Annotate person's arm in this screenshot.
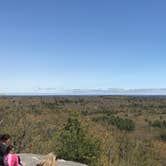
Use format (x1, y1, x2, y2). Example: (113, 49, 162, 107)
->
(7, 154, 12, 166)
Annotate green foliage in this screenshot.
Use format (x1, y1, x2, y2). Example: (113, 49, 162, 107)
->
(93, 116, 135, 131)
(151, 120, 166, 128)
(55, 116, 101, 166)
(160, 131, 166, 141)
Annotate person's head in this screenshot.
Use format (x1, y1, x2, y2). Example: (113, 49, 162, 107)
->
(5, 145, 14, 155)
(36, 153, 56, 166)
(0, 134, 11, 145)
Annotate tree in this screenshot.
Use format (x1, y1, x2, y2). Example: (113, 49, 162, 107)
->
(56, 116, 101, 166)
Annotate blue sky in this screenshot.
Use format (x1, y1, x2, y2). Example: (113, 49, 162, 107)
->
(0, 0, 166, 93)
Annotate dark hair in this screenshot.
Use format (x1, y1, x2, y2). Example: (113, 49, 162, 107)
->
(5, 145, 14, 155)
(0, 134, 11, 142)
(18, 156, 23, 166)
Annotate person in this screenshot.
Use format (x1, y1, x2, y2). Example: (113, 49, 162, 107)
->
(3, 145, 20, 166)
(36, 153, 56, 166)
(0, 134, 11, 166)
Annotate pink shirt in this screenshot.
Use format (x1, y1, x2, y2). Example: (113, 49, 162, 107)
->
(3, 154, 19, 166)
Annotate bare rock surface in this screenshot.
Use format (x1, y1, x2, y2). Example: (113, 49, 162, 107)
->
(18, 154, 87, 166)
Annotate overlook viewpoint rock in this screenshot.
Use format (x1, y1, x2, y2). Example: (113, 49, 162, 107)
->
(19, 154, 87, 166)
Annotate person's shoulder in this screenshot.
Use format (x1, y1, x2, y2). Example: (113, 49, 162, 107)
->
(0, 143, 7, 148)
(0, 143, 4, 148)
(5, 153, 12, 159)
(0, 143, 7, 153)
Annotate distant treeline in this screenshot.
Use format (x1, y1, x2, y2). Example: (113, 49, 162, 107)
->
(92, 116, 135, 131)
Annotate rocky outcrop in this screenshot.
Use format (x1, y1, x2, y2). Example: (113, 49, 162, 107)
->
(19, 154, 87, 166)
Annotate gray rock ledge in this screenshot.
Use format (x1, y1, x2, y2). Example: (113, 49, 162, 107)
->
(18, 153, 87, 166)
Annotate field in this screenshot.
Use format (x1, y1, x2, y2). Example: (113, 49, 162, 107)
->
(0, 96, 166, 165)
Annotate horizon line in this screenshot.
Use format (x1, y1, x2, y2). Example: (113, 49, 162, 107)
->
(1, 88, 166, 96)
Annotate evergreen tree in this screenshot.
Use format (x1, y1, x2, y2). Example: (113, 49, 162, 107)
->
(56, 116, 101, 166)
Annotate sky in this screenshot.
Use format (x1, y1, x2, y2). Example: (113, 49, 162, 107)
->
(0, 0, 166, 93)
